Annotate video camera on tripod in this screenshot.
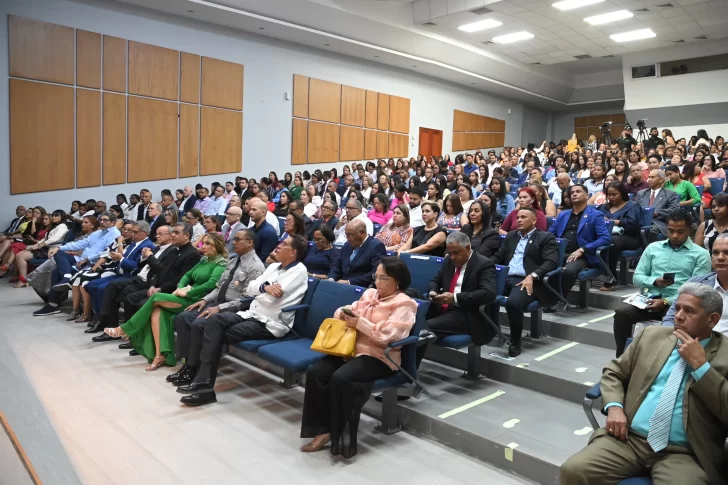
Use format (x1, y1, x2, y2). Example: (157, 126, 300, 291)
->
(601, 121, 613, 145)
(635, 119, 648, 143)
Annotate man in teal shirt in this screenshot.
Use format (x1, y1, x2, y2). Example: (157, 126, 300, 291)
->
(613, 208, 710, 356)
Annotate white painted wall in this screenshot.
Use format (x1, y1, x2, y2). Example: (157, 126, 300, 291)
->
(662, 124, 728, 142)
(0, 0, 528, 225)
(521, 106, 549, 146)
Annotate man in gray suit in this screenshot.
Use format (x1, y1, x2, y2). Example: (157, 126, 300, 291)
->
(634, 170, 680, 241)
(220, 206, 245, 254)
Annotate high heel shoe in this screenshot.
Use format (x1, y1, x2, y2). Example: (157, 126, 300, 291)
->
(67, 309, 82, 321)
(13, 275, 29, 288)
(300, 434, 331, 453)
(145, 356, 166, 372)
(104, 327, 127, 339)
(75, 312, 94, 323)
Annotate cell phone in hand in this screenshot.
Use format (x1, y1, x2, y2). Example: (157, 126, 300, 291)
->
(428, 291, 437, 300)
(663, 273, 675, 283)
(341, 307, 355, 317)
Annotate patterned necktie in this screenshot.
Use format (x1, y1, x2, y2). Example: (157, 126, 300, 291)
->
(649, 190, 656, 206)
(216, 257, 241, 304)
(647, 353, 687, 452)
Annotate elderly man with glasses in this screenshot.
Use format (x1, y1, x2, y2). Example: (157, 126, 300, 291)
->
(221, 206, 245, 253)
(333, 199, 373, 245)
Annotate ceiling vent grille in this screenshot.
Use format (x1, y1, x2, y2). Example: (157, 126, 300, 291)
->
(421, 21, 436, 26)
(602, 54, 615, 58)
(531, 62, 541, 65)
(656, 3, 674, 6)
(574, 54, 592, 59)
(470, 7, 493, 15)
(635, 8, 649, 12)
(482, 40, 495, 44)
(694, 35, 707, 40)
(671, 39, 686, 43)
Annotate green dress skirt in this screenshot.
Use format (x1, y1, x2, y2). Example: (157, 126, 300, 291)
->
(120, 293, 194, 365)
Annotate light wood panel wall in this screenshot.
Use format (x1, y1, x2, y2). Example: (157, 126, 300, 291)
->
(574, 113, 625, 143)
(452, 109, 506, 151)
(76, 90, 101, 188)
(9, 80, 74, 194)
(200, 107, 243, 175)
(7, 15, 245, 192)
(76, 30, 101, 89)
(291, 74, 411, 164)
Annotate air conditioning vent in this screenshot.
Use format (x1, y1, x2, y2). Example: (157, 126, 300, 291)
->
(470, 7, 493, 15)
(482, 40, 495, 45)
(694, 35, 708, 40)
(635, 8, 649, 12)
(671, 39, 686, 43)
(421, 21, 436, 26)
(574, 54, 592, 59)
(530, 62, 541, 65)
(656, 3, 674, 7)
(602, 55, 615, 58)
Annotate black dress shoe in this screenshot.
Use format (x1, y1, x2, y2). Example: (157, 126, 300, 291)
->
(177, 379, 214, 395)
(180, 392, 217, 407)
(119, 342, 133, 350)
(87, 322, 95, 328)
(167, 365, 195, 383)
(172, 366, 198, 386)
(91, 334, 120, 343)
(129, 350, 139, 356)
(508, 340, 522, 358)
(84, 322, 105, 334)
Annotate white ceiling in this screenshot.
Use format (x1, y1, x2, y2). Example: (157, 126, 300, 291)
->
(412, 0, 728, 70)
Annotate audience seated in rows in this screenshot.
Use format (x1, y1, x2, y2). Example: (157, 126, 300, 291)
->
(634, 170, 681, 241)
(328, 220, 386, 288)
(499, 187, 547, 234)
(304, 225, 337, 279)
(398, 201, 447, 257)
(460, 200, 500, 258)
(334, 200, 373, 245)
(375, 204, 413, 252)
(246, 199, 278, 262)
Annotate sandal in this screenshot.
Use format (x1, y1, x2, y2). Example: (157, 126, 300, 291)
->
(0, 265, 8, 278)
(67, 309, 82, 321)
(13, 281, 29, 288)
(104, 327, 127, 339)
(300, 434, 331, 453)
(75, 313, 94, 323)
(145, 356, 166, 372)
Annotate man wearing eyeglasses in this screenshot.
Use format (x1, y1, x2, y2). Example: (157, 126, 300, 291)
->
(333, 200, 373, 245)
(170, 228, 265, 386)
(221, 206, 245, 253)
(309, 200, 339, 238)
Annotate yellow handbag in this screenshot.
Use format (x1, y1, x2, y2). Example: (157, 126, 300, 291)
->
(310, 318, 357, 358)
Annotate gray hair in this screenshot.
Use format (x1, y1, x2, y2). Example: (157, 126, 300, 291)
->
(134, 220, 151, 234)
(446, 231, 471, 248)
(678, 282, 723, 316)
(100, 211, 116, 223)
(715, 233, 728, 244)
(346, 199, 363, 210)
(149, 202, 162, 212)
(652, 170, 666, 181)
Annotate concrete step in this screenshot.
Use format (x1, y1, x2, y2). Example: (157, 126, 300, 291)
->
(364, 362, 605, 485)
(566, 284, 639, 311)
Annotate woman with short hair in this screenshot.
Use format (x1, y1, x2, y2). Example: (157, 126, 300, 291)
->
(375, 204, 413, 252)
(304, 225, 336, 278)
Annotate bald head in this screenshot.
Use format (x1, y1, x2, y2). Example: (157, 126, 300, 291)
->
(248, 199, 268, 224)
(556, 173, 571, 189)
(345, 219, 368, 248)
(225, 205, 242, 223)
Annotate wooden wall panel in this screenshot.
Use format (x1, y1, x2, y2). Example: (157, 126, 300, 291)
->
(452, 132, 466, 152)
(9, 16, 74, 85)
(308, 121, 340, 164)
(483, 117, 497, 132)
(180, 53, 201, 104)
(475, 133, 487, 150)
(103, 36, 127, 93)
(76, 90, 101, 188)
(389, 96, 410, 134)
(376, 130, 389, 159)
(474, 115, 485, 133)
(340, 126, 365, 161)
(377, 94, 390, 131)
(588, 115, 610, 127)
(364, 129, 377, 160)
(201, 57, 244, 111)
(496, 119, 506, 132)
(341, 85, 366, 127)
(179, 104, 199, 178)
(293, 75, 309, 119)
(292, 118, 308, 165)
(200, 107, 243, 175)
(365, 91, 378, 129)
(9, 80, 74, 194)
(127, 97, 178, 183)
(464, 113, 477, 133)
(388, 133, 408, 158)
(574, 116, 588, 128)
(453, 110, 466, 132)
(483, 133, 494, 149)
(129, 41, 179, 101)
(611, 113, 626, 124)
(494, 133, 505, 146)
(308, 78, 341, 124)
(574, 127, 588, 142)
(76, 30, 101, 89)
(103, 93, 127, 185)
(610, 125, 623, 140)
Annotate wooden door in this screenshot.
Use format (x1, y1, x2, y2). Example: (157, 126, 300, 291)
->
(431, 129, 443, 157)
(418, 127, 443, 158)
(418, 128, 432, 158)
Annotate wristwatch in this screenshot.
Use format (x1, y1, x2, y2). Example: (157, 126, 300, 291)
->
(530, 272, 539, 280)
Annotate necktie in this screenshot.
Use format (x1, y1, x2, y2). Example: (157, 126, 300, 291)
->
(442, 266, 462, 311)
(349, 248, 358, 263)
(649, 190, 656, 206)
(224, 224, 233, 242)
(216, 257, 241, 303)
(647, 354, 687, 452)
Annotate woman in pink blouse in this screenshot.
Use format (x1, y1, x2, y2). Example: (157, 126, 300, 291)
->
(300, 257, 417, 458)
(367, 193, 393, 225)
(375, 204, 413, 251)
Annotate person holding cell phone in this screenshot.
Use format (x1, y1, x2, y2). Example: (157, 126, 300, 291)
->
(612, 208, 711, 356)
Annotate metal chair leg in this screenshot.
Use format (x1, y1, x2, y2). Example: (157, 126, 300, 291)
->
(375, 388, 401, 435)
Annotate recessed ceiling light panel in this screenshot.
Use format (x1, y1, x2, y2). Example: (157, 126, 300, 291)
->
(610, 28, 656, 42)
(553, 0, 605, 11)
(492, 31, 534, 44)
(457, 19, 503, 33)
(584, 10, 633, 25)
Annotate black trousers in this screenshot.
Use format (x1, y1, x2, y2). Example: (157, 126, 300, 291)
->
(124, 289, 150, 317)
(301, 355, 393, 458)
(561, 258, 590, 299)
(613, 302, 667, 357)
(606, 235, 641, 284)
(504, 276, 537, 341)
(174, 305, 215, 362)
(98, 276, 148, 328)
(192, 313, 275, 385)
(416, 306, 469, 367)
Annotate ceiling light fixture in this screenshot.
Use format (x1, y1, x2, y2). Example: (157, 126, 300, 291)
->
(492, 31, 534, 44)
(584, 10, 633, 25)
(457, 19, 503, 33)
(610, 28, 656, 42)
(552, 0, 605, 11)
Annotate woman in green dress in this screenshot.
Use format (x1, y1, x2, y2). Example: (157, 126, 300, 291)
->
(289, 174, 305, 200)
(104, 233, 228, 371)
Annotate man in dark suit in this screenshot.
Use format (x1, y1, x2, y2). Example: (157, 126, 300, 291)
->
(549, 184, 611, 302)
(308, 200, 339, 240)
(491, 207, 559, 356)
(179, 186, 197, 218)
(136, 189, 152, 221)
(560, 283, 728, 485)
(2, 205, 26, 237)
(336, 174, 355, 208)
(634, 169, 680, 240)
(146, 203, 164, 242)
(327, 219, 385, 287)
(424, 231, 497, 355)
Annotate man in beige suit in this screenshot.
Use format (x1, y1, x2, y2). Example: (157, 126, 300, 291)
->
(561, 283, 728, 485)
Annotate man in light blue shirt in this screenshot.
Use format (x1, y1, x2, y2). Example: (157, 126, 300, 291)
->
(33, 211, 121, 316)
(560, 283, 728, 485)
(209, 186, 228, 218)
(194, 188, 213, 216)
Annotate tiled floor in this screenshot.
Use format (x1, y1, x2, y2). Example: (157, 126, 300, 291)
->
(0, 287, 535, 485)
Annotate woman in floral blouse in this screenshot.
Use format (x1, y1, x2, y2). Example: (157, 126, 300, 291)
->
(375, 204, 413, 252)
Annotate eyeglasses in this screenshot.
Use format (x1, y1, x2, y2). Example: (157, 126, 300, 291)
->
(371, 273, 392, 282)
(232, 237, 251, 242)
(99, 218, 110, 222)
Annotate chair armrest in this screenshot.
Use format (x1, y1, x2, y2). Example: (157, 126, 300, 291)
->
(388, 335, 419, 348)
(585, 382, 602, 400)
(583, 382, 602, 430)
(281, 304, 309, 313)
(545, 268, 562, 278)
(239, 297, 254, 304)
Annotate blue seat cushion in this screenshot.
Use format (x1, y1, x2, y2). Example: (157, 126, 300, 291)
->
(29, 259, 46, 266)
(372, 373, 407, 393)
(618, 478, 652, 485)
(436, 334, 473, 349)
(232, 335, 293, 353)
(621, 249, 643, 258)
(257, 339, 325, 372)
(577, 268, 602, 280)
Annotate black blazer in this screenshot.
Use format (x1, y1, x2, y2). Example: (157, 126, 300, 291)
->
(328, 236, 386, 287)
(308, 216, 339, 240)
(148, 215, 164, 243)
(181, 195, 197, 214)
(145, 243, 201, 293)
(491, 229, 560, 306)
(136, 204, 150, 222)
(428, 253, 496, 346)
